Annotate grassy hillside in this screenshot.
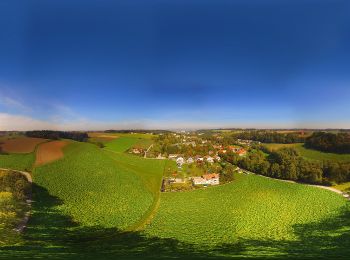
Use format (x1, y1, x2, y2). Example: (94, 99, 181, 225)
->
(264, 143, 350, 162)
(145, 173, 350, 256)
(33, 142, 159, 229)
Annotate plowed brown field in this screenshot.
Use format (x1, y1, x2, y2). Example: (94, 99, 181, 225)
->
(0, 137, 47, 153)
(35, 140, 69, 166)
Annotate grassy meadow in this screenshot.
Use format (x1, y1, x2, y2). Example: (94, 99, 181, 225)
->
(264, 143, 350, 162)
(33, 141, 159, 229)
(0, 153, 35, 171)
(145, 173, 350, 256)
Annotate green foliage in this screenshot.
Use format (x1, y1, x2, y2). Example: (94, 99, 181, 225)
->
(305, 131, 350, 153)
(0, 170, 30, 244)
(146, 173, 349, 250)
(264, 143, 350, 162)
(33, 142, 162, 229)
(233, 130, 305, 143)
(0, 153, 35, 171)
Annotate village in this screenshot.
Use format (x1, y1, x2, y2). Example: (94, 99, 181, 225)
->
(127, 132, 250, 192)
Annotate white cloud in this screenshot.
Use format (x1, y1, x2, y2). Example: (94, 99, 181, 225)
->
(0, 113, 55, 131)
(0, 96, 32, 113)
(0, 112, 349, 131)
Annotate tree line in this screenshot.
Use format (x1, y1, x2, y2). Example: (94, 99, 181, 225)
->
(26, 130, 88, 142)
(305, 132, 350, 154)
(232, 130, 305, 143)
(221, 148, 350, 185)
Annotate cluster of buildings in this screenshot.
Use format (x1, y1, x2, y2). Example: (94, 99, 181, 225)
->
(192, 173, 220, 186)
(168, 154, 221, 167)
(165, 173, 220, 187)
(213, 145, 247, 156)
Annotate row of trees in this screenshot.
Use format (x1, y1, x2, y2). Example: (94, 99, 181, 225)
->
(26, 130, 88, 142)
(233, 131, 305, 143)
(305, 132, 350, 154)
(221, 148, 350, 185)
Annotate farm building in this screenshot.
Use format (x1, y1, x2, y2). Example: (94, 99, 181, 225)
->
(192, 173, 219, 186)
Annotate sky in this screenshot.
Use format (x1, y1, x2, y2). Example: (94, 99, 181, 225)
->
(0, 0, 350, 130)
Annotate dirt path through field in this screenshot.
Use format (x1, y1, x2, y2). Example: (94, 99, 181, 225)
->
(35, 140, 69, 166)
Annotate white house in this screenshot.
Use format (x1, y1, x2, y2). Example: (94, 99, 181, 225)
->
(206, 156, 214, 164)
(192, 173, 219, 186)
(195, 156, 204, 162)
(176, 157, 184, 167)
(168, 154, 179, 160)
(187, 157, 194, 164)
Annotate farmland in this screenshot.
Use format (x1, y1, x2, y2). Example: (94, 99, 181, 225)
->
(145, 173, 350, 256)
(35, 140, 69, 166)
(263, 143, 350, 162)
(0, 153, 35, 171)
(0, 137, 47, 154)
(33, 141, 159, 228)
(0, 134, 349, 259)
(104, 137, 142, 153)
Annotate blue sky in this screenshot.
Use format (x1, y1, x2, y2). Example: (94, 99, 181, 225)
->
(0, 0, 350, 130)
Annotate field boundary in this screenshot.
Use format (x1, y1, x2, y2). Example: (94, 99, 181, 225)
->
(0, 168, 32, 232)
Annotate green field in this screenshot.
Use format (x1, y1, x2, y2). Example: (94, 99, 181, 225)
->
(32, 141, 162, 229)
(264, 143, 350, 162)
(0, 153, 35, 171)
(104, 137, 141, 153)
(145, 173, 350, 257)
(1, 136, 350, 259)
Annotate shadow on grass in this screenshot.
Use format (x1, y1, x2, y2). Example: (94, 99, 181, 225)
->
(0, 183, 350, 259)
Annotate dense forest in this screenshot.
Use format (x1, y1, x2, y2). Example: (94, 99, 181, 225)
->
(26, 130, 88, 142)
(221, 148, 350, 185)
(233, 131, 305, 143)
(305, 132, 350, 154)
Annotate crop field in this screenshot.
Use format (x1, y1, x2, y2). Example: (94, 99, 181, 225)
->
(263, 143, 350, 162)
(132, 138, 154, 150)
(33, 141, 157, 229)
(35, 140, 69, 166)
(145, 173, 350, 256)
(0, 153, 35, 171)
(0, 137, 47, 153)
(104, 137, 141, 153)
